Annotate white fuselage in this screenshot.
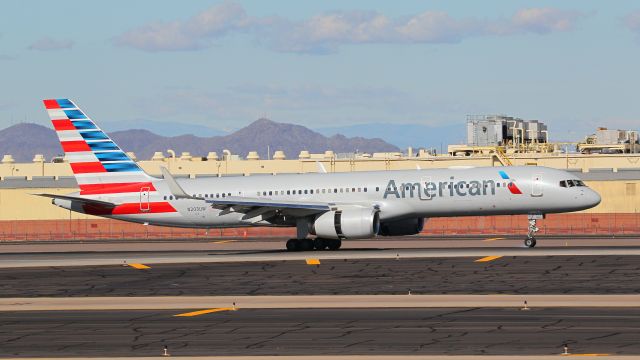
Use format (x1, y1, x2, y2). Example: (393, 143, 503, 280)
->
(56, 166, 601, 229)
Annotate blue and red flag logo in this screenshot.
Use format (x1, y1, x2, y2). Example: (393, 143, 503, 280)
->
(499, 170, 522, 194)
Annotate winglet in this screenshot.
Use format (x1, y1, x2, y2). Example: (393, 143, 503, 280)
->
(316, 161, 327, 173)
(160, 167, 198, 199)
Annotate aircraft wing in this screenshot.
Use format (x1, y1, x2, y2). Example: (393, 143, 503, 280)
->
(205, 197, 332, 218)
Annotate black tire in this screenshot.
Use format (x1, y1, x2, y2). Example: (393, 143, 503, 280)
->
(301, 238, 314, 251)
(286, 239, 298, 252)
(327, 239, 342, 250)
(313, 238, 326, 250)
(524, 237, 536, 248)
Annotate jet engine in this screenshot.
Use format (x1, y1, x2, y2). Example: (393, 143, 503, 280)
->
(379, 217, 425, 236)
(311, 207, 380, 239)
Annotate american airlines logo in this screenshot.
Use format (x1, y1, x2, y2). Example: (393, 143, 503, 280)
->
(383, 171, 522, 199)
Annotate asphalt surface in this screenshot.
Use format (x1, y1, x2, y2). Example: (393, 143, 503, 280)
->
(1, 307, 637, 357)
(2, 255, 640, 297)
(4, 246, 640, 268)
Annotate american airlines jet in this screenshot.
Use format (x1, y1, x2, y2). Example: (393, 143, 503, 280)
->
(38, 99, 601, 250)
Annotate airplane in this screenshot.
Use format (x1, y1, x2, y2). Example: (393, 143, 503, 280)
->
(37, 99, 601, 251)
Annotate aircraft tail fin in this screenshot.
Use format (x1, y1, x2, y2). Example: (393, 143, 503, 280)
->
(43, 99, 155, 195)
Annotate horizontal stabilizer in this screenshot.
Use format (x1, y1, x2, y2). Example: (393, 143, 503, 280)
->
(33, 193, 117, 207)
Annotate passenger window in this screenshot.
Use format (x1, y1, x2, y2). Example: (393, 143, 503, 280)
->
(376, 187, 379, 192)
(352, 188, 356, 192)
(334, 188, 338, 193)
(364, 187, 367, 192)
(269, 191, 272, 196)
(287, 190, 290, 195)
(310, 189, 314, 194)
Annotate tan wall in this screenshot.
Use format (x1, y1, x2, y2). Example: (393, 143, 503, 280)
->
(4, 153, 640, 179)
(1, 152, 639, 221)
(0, 188, 91, 221)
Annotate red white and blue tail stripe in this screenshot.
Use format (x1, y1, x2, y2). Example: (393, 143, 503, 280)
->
(44, 99, 155, 195)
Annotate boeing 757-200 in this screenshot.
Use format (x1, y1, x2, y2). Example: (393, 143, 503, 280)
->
(37, 99, 601, 250)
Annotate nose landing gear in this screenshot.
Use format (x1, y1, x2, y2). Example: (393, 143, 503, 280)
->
(525, 217, 540, 248)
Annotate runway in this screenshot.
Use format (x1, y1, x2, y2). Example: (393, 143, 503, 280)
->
(2, 255, 640, 297)
(1, 307, 638, 357)
(2, 235, 639, 254)
(2, 243, 640, 357)
(3, 245, 640, 268)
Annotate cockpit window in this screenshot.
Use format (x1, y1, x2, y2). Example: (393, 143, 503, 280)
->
(560, 179, 587, 188)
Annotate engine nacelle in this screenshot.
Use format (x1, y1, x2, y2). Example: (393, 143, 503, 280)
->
(311, 207, 380, 239)
(379, 217, 425, 236)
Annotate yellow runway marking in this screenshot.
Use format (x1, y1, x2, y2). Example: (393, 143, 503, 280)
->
(306, 258, 321, 265)
(174, 307, 236, 317)
(475, 255, 503, 263)
(212, 240, 237, 244)
(128, 263, 150, 270)
(483, 237, 506, 242)
(562, 354, 610, 357)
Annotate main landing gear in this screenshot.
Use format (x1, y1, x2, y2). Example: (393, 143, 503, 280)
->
(286, 238, 342, 252)
(525, 218, 539, 248)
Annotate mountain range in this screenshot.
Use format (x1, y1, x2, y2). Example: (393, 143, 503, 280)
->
(0, 119, 400, 162)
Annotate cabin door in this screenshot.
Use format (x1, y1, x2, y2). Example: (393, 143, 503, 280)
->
(531, 174, 543, 197)
(140, 187, 151, 212)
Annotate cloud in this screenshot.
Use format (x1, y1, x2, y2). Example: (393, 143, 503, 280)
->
(28, 37, 74, 51)
(114, 1, 250, 51)
(624, 10, 640, 33)
(509, 8, 582, 34)
(116, 3, 584, 54)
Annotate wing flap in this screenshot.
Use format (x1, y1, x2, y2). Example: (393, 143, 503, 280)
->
(206, 197, 331, 217)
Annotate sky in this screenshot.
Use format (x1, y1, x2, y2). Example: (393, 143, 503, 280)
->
(1, 0, 639, 141)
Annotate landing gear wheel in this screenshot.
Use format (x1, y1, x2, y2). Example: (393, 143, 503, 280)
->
(327, 239, 342, 251)
(300, 238, 314, 251)
(524, 237, 537, 248)
(313, 238, 326, 250)
(286, 239, 299, 252)
(525, 217, 540, 249)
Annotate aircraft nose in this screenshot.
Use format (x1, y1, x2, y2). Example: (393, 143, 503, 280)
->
(582, 189, 601, 209)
